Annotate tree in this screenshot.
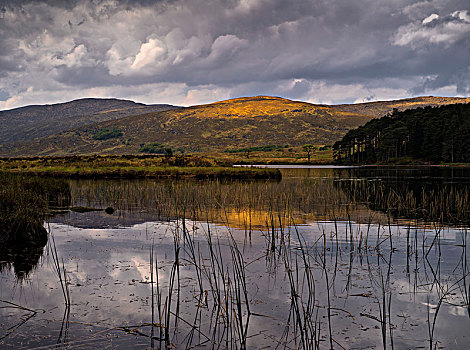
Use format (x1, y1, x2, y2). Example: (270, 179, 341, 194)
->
(164, 148, 173, 157)
(139, 142, 166, 154)
(303, 144, 316, 162)
(244, 149, 251, 159)
(334, 103, 470, 164)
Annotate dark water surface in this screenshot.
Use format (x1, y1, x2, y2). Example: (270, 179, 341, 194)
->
(1, 166, 470, 349)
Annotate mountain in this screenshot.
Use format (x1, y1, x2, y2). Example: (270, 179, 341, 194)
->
(335, 96, 470, 117)
(0, 98, 178, 144)
(1, 96, 469, 156)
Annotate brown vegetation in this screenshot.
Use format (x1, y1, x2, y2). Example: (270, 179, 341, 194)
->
(1, 95, 468, 157)
(0, 155, 281, 179)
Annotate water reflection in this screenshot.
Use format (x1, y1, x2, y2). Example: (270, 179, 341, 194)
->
(52, 166, 470, 230)
(1, 167, 470, 349)
(334, 166, 470, 225)
(0, 175, 70, 280)
(0, 244, 47, 281)
(2, 220, 468, 349)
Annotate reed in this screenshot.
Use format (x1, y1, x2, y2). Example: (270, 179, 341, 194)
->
(4, 166, 470, 349)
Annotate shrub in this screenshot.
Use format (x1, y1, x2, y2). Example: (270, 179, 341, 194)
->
(0, 175, 70, 245)
(93, 128, 123, 140)
(189, 156, 213, 167)
(164, 154, 189, 166)
(138, 142, 169, 154)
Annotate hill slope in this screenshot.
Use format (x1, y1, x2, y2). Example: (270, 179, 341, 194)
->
(0, 98, 178, 144)
(1, 96, 469, 156)
(335, 96, 470, 117)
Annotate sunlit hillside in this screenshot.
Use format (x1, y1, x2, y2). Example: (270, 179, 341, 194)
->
(195, 96, 330, 117)
(1, 95, 469, 156)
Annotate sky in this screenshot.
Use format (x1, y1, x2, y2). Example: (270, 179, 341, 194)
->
(0, 0, 469, 110)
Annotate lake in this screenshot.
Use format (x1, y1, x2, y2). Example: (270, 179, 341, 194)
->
(1, 166, 470, 349)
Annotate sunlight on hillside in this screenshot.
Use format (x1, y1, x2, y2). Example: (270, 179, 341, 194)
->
(195, 96, 329, 118)
(2, 95, 469, 156)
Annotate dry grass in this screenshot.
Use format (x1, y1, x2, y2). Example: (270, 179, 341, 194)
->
(2, 96, 469, 157)
(0, 155, 281, 179)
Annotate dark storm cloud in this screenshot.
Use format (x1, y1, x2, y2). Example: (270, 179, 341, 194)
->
(0, 0, 469, 109)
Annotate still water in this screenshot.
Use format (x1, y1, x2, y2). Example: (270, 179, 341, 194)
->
(1, 166, 470, 349)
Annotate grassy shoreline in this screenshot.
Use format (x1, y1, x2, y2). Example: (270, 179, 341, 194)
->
(0, 155, 282, 179)
(0, 166, 282, 179)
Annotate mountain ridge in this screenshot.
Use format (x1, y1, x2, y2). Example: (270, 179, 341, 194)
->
(1, 95, 469, 156)
(1, 97, 145, 112)
(335, 96, 470, 117)
(0, 98, 179, 144)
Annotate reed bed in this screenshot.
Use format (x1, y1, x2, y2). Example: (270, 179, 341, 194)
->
(67, 173, 470, 228)
(136, 210, 470, 348)
(0, 174, 70, 280)
(2, 169, 470, 349)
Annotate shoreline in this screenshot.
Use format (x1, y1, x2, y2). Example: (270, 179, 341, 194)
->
(0, 161, 282, 180)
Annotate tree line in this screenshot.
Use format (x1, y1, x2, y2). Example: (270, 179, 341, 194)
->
(333, 103, 470, 163)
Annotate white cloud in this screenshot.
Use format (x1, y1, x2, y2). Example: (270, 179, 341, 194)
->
(0, 95, 25, 110)
(422, 13, 439, 24)
(131, 38, 166, 70)
(183, 87, 232, 106)
(51, 44, 93, 68)
(452, 10, 470, 22)
(301, 81, 412, 105)
(393, 10, 470, 48)
(106, 45, 134, 76)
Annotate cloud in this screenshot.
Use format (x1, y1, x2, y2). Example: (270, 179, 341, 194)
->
(422, 13, 439, 24)
(0, 0, 468, 110)
(51, 44, 94, 68)
(131, 38, 166, 70)
(393, 10, 470, 48)
(206, 35, 248, 64)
